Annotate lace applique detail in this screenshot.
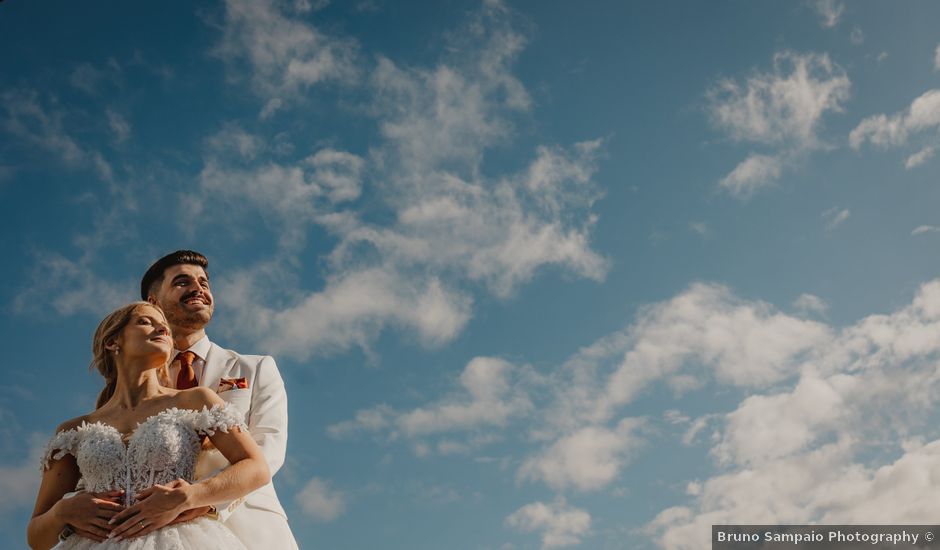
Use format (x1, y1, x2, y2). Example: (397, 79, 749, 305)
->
(191, 403, 246, 436)
(41, 428, 80, 471)
(38, 404, 247, 503)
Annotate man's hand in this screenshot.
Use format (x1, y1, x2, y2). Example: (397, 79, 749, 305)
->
(53, 490, 124, 542)
(109, 479, 190, 540)
(165, 478, 213, 525)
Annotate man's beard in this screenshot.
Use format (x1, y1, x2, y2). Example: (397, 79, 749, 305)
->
(162, 301, 213, 331)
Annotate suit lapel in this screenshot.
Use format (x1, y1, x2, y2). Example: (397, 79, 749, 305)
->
(202, 341, 234, 391)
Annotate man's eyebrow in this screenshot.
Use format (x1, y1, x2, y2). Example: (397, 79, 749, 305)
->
(171, 274, 194, 283)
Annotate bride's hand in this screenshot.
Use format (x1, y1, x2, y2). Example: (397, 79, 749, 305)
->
(108, 479, 191, 540)
(53, 490, 125, 542)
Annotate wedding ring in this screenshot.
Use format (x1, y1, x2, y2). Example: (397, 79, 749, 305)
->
(138, 521, 145, 527)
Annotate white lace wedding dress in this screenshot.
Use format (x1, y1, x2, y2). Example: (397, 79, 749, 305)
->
(42, 405, 248, 549)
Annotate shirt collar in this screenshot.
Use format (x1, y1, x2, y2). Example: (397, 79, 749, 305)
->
(174, 334, 211, 361)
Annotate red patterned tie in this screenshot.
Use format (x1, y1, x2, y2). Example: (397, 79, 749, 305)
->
(175, 351, 198, 390)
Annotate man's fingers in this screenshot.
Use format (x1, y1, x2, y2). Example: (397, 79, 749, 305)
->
(92, 498, 124, 511)
(109, 506, 140, 525)
(96, 508, 120, 520)
(170, 508, 200, 525)
(112, 517, 149, 540)
(92, 489, 125, 504)
(89, 517, 114, 531)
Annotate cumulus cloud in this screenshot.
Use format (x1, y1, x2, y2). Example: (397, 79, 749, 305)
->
(213, 0, 359, 110)
(296, 477, 347, 522)
(505, 499, 591, 549)
(197, 1, 608, 359)
(850, 89, 940, 168)
(519, 419, 643, 492)
(707, 51, 850, 197)
(811, 0, 845, 28)
(793, 293, 828, 316)
(321, 274, 940, 548)
(553, 282, 831, 429)
(328, 357, 533, 453)
(648, 279, 940, 548)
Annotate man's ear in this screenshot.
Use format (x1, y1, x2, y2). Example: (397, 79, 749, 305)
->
(147, 295, 158, 306)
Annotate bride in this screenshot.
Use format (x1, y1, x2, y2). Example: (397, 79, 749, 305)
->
(28, 302, 269, 549)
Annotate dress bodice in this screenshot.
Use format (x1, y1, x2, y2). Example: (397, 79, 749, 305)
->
(42, 405, 244, 507)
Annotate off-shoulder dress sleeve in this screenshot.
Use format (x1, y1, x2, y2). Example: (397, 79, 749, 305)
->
(41, 428, 80, 471)
(190, 404, 247, 436)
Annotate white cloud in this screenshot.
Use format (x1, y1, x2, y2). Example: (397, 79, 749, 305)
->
(198, 1, 608, 359)
(812, 0, 845, 28)
(718, 154, 781, 197)
(707, 52, 850, 197)
(316, 274, 940, 547)
(904, 145, 935, 169)
(648, 279, 940, 547)
(221, 268, 472, 360)
(708, 52, 849, 147)
(213, 0, 359, 109)
(15, 250, 132, 318)
(650, 438, 940, 549)
(328, 357, 532, 452)
(296, 477, 346, 522)
(205, 122, 264, 160)
(793, 293, 828, 316)
(519, 418, 643, 492)
(505, 499, 591, 549)
(822, 206, 850, 229)
(558, 283, 830, 428)
(69, 63, 105, 95)
(688, 222, 708, 236)
(1, 89, 114, 181)
(106, 109, 131, 143)
(850, 89, 940, 152)
(850, 26, 864, 45)
(912, 225, 940, 236)
(0, 436, 44, 515)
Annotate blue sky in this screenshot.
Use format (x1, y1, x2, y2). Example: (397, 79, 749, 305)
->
(3, 0, 940, 548)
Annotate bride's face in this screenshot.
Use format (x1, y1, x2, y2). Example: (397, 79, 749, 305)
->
(113, 305, 173, 363)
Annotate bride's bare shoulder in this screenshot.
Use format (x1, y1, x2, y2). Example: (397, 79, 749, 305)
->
(176, 386, 225, 411)
(55, 414, 90, 433)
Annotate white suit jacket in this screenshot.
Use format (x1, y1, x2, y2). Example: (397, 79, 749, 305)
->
(194, 339, 289, 521)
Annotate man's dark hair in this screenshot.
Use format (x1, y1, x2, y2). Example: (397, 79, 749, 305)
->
(140, 250, 209, 300)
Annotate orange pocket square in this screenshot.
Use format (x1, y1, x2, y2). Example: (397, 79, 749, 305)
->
(217, 377, 249, 393)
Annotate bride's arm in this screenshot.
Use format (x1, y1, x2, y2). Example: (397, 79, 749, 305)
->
(109, 389, 270, 540)
(27, 453, 81, 550)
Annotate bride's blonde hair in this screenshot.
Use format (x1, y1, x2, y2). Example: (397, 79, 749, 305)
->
(91, 301, 172, 409)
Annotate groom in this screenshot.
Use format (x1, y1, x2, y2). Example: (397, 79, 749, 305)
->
(137, 249, 299, 548)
